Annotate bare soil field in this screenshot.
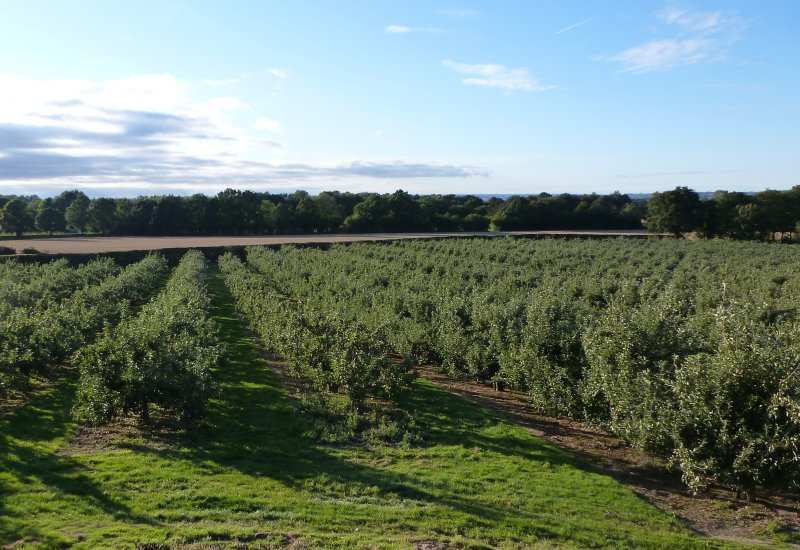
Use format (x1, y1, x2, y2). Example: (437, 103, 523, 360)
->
(2, 229, 654, 254)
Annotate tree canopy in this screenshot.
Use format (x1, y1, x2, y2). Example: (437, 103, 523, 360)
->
(4, 186, 800, 242)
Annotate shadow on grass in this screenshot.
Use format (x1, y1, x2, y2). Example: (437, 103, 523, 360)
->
(0, 372, 156, 546)
(118, 270, 597, 534)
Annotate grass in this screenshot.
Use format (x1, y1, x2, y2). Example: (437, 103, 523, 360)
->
(755, 520, 800, 545)
(0, 269, 731, 549)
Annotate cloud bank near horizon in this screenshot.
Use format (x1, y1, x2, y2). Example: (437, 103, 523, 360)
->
(0, 73, 488, 196)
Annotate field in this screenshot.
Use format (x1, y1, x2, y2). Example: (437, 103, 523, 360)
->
(1, 236, 798, 548)
(0, 230, 652, 255)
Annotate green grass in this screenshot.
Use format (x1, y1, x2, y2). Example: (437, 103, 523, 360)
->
(0, 270, 728, 549)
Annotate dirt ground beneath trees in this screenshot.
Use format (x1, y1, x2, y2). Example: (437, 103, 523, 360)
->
(417, 366, 800, 547)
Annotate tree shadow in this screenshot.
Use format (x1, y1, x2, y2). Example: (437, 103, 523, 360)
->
(401, 379, 589, 469)
(0, 372, 157, 546)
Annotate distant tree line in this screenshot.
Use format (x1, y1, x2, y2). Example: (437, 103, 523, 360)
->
(1, 186, 798, 240)
(645, 186, 800, 240)
(0, 189, 643, 237)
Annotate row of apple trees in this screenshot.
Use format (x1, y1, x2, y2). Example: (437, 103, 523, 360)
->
(219, 250, 415, 442)
(73, 250, 222, 424)
(234, 238, 800, 495)
(0, 254, 168, 399)
(220, 251, 414, 408)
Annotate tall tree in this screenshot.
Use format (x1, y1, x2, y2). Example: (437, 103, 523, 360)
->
(0, 199, 34, 236)
(87, 198, 118, 234)
(52, 190, 86, 214)
(151, 195, 186, 235)
(754, 189, 800, 240)
(313, 192, 345, 233)
(35, 199, 67, 235)
(701, 191, 751, 238)
(185, 194, 211, 235)
(342, 194, 390, 233)
(387, 189, 426, 231)
(645, 187, 702, 236)
(65, 194, 91, 232)
(490, 196, 533, 231)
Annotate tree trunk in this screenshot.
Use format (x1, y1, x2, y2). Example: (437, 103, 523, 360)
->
(141, 402, 150, 424)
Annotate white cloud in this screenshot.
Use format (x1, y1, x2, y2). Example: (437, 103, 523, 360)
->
(253, 117, 282, 133)
(385, 25, 451, 34)
(0, 73, 276, 183)
(0, 74, 185, 123)
(0, 73, 487, 194)
(442, 60, 553, 94)
(601, 4, 747, 73)
(265, 68, 287, 79)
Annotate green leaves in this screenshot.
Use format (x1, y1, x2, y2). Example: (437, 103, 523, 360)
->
(221, 237, 800, 493)
(219, 251, 414, 411)
(73, 251, 221, 425)
(0, 254, 167, 399)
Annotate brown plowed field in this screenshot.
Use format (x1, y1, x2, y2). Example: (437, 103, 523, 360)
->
(2, 229, 655, 254)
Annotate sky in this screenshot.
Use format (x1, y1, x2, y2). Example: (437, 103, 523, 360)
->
(0, 0, 797, 198)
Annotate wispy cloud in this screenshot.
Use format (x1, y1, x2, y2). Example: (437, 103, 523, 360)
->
(600, 4, 748, 73)
(658, 6, 742, 35)
(602, 38, 715, 73)
(202, 77, 243, 87)
(439, 8, 480, 19)
(555, 19, 591, 35)
(443, 60, 553, 94)
(253, 117, 282, 133)
(327, 161, 487, 179)
(265, 68, 287, 79)
(385, 25, 451, 34)
(0, 154, 487, 189)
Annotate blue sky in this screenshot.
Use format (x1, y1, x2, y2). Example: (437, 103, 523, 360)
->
(0, 0, 797, 197)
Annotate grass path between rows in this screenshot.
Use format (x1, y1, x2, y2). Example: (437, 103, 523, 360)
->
(0, 269, 731, 549)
